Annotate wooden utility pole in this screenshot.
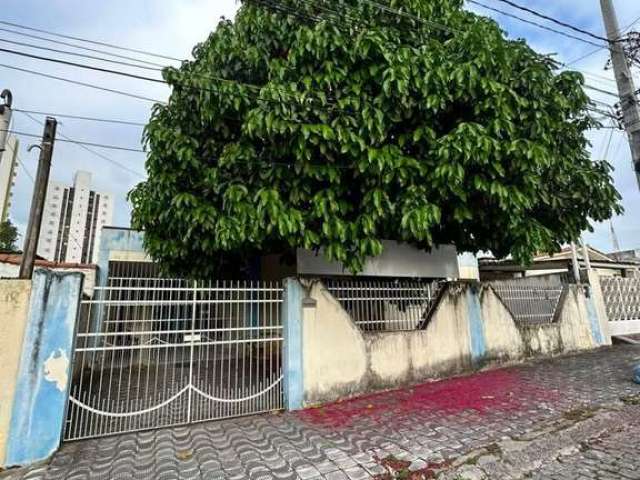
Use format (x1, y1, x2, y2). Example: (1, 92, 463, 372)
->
(600, 0, 640, 189)
(0, 89, 12, 158)
(19, 117, 57, 279)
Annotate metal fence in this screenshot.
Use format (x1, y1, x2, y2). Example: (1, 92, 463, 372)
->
(65, 278, 283, 441)
(324, 278, 443, 331)
(490, 278, 566, 326)
(600, 276, 640, 325)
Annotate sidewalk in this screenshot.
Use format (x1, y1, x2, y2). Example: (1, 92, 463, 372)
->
(2, 345, 639, 480)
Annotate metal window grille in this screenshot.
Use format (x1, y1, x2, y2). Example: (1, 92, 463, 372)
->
(324, 278, 443, 332)
(65, 278, 283, 441)
(600, 277, 640, 322)
(490, 278, 566, 326)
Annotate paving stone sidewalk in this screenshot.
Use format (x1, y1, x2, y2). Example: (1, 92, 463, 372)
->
(2, 345, 640, 480)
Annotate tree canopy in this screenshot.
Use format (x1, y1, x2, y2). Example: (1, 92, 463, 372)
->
(130, 0, 622, 276)
(0, 219, 19, 251)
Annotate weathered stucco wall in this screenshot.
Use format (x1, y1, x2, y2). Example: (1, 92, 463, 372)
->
(3, 270, 83, 469)
(302, 280, 607, 407)
(302, 283, 367, 404)
(0, 280, 32, 465)
(479, 287, 525, 361)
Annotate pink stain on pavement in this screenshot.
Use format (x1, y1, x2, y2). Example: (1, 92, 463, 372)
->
(298, 369, 560, 428)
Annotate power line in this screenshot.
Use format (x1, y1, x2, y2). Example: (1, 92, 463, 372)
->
(562, 11, 640, 66)
(578, 69, 617, 85)
(487, 0, 615, 44)
(14, 109, 146, 127)
(18, 111, 146, 178)
(0, 37, 162, 71)
(358, 0, 461, 34)
(13, 34, 623, 104)
(0, 26, 165, 68)
(467, 0, 605, 48)
(1, 129, 146, 153)
(4, 136, 34, 182)
(0, 43, 275, 95)
(584, 83, 626, 98)
(0, 63, 165, 103)
(0, 19, 183, 63)
(0, 47, 354, 118)
(16, 154, 34, 182)
(565, 47, 606, 67)
(0, 46, 166, 84)
(1, 4, 622, 125)
(257, 0, 622, 98)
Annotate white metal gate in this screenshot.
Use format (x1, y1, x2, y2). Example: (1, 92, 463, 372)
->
(64, 278, 283, 441)
(600, 276, 640, 336)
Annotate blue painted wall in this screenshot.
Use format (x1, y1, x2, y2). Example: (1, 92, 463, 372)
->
(5, 270, 83, 468)
(584, 287, 606, 346)
(282, 278, 304, 410)
(92, 228, 146, 338)
(96, 227, 146, 288)
(466, 286, 487, 362)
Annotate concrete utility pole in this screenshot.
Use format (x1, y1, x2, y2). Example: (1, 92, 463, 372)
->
(19, 117, 57, 280)
(0, 89, 12, 158)
(600, 0, 640, 189)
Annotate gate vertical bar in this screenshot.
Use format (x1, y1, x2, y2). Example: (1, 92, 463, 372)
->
(187, 280, 197, 423)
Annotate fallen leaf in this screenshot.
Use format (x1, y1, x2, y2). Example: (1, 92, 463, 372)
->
(176, 450, 193, 461)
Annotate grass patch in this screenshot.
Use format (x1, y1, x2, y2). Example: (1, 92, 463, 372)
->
(620, 394, 640, 406)
(562, 407, 597, 422)
(372, 455, 452, 480)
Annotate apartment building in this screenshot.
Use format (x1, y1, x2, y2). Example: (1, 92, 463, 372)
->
(0, 134, 19, 222)
(37, 171, 114, 264)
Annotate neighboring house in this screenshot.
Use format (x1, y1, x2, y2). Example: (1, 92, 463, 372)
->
(609, 249, 640, 263)
(37, 171, 114, 265)
(479, 245, 640, 281)
(0, 134, 18, 222)
(0, 252, 97, 297)
(99, 227, 480, 282)
(265, 243, 478, 280)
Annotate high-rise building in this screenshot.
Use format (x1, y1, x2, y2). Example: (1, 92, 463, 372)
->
(0, 135, 19, 222)
(38, 171, 114, 264)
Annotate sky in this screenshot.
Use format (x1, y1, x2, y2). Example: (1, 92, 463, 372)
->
(1, 0, 639, 253)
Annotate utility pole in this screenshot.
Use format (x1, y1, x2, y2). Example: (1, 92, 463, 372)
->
(600, 0, 640, 189)
(0, 89, 12, 158)
(19, 117, 57, 279)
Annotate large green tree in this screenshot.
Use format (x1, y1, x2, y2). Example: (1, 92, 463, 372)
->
(130, 0, 622, 276)
(0, 219, 19, 251)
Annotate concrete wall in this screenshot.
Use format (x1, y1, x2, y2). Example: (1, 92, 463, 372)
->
(300, 280, 607, 406)
(0, 263, 96, 297)
(2, 270, 83, 469)
(96, 227, 147, 287)
(0, 280, 32, 464)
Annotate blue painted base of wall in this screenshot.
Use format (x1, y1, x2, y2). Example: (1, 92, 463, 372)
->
(584, 288, 605, 346)
(282, 278, 304, 411)
(467, 286, 487, 363)
(4, 271, 83, 468)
